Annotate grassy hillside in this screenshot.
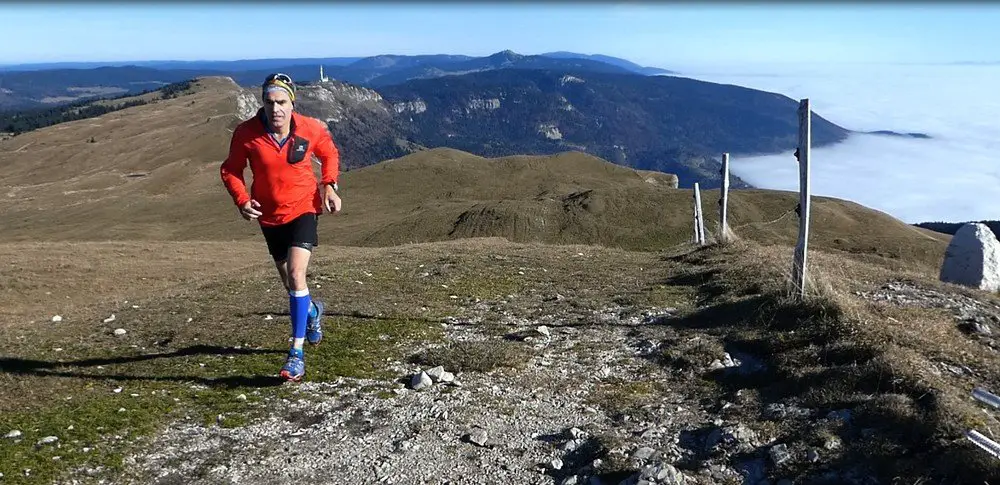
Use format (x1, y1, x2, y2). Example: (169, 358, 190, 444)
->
(0, 76, 947, 269)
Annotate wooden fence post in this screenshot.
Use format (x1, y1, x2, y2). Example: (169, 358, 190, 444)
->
(792, 98, 812, 298)
(694, 182, 706, 246)
(719, 153, 731, 244)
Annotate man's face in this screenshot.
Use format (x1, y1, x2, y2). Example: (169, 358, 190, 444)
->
(263, 89, 293, 131)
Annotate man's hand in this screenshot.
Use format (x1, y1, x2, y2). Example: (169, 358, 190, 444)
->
(324, 184, 342, 214)
(239, 199, 262, 220)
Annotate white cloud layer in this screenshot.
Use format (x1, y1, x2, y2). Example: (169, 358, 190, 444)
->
(674, 63, 1000, 224)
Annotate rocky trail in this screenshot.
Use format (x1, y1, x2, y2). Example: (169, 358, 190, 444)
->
(5, 239, 1000, 485)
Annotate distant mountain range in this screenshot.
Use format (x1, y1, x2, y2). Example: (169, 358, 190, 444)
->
(0, 49, 857, 188)
(292, 68, 847, 188)
(0, 51, 674, 111)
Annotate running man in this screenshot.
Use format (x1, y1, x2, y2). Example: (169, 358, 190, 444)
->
(220, 73, 342, 382)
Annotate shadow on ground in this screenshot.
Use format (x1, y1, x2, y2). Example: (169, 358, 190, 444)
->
(0, 344, 285, 388)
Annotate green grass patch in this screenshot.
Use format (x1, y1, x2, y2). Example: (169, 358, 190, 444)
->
(0, 315, 440, 484)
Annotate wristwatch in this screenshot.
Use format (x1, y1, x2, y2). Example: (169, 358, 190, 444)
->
(327, 182, 339, 191)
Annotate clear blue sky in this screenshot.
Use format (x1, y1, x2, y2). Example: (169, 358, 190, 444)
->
(3, 3, 999, 67)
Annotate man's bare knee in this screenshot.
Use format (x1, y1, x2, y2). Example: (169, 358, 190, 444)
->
(286, 247, 312, 292)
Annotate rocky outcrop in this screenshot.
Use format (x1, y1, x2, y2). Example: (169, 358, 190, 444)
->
(539, 124, 563, 140)
(467, 98, 500, 111)
(940, 223, 1000, 292)
(392, 100, 427, 115)
(234, 89, 261, 122)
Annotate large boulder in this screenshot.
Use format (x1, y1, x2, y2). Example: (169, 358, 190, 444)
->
(939, 223, 1000, 292)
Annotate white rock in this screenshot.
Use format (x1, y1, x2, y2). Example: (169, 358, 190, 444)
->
(36, 436, 58, 446)
(656, 464, 686, 484)
(548, 458, 563, 470)
(563, 438, 584, 452)
(940, 223, 1000, 291)
(536, 326, 551, 337)
(439, 371, 455, 383)
(467, 428, 488, 447)
(5, 430, 22, 439)
(632, 446, 656, 461)
(51, 315, 62, 322)
(410, 372, 432, 391)
(113, 328, 127, 337)
(425, 366, 446, 382)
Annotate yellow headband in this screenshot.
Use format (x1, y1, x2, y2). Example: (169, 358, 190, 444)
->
(263, 79, 295, 102)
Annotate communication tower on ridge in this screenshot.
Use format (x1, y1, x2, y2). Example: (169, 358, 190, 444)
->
(319, 65, 329, 83)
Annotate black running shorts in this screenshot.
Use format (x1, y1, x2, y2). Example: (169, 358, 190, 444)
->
(260, 213, 319, 262)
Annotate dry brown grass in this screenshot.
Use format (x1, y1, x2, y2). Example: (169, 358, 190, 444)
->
(0, 76, 951, 272)
(663, 239, 1000, 482)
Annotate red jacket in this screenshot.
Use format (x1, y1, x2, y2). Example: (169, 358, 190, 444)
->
(221, 109, 340, 227)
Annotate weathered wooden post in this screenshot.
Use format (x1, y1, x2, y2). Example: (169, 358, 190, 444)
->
(792, 99, 812, 298)
(694, 182, 706, 246)
(719, 153, 731, 244)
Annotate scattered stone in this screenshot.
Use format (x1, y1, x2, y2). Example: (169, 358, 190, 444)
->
(536, 326, 551, 338)
(765, 403, 811, 420)
(632, 446, 656, 461)
(563, 439, 585, 452)
(561, 476, 579, 485)
(36, 436, 58, 447)
(409, 372, 432, 391)
(466, 428, 488, 447)
(113, 328, 127, 337)
(51, 315, 62, 323)
(939, 223, 1000, 291)
(439, 371, 455, 383)
(5, 430, 22, 439)
(769, 443, 791, 466)
(655, 464, 686, 484)
(569, 427, 586, 440)
(237, 394, 248, 401)
(548, 457, 563, 470)
(425, 366, 446, 383)
(103, 314, 116, 323)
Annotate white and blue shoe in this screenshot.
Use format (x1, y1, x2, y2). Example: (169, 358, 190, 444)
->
(306, 300, 324, 345)
(279, 348, 305, 382)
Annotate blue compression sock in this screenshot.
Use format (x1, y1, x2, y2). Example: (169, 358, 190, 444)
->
(290, 289, 311, 346)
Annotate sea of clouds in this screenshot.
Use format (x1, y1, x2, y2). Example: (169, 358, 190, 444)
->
(672, 62, 1000, 224)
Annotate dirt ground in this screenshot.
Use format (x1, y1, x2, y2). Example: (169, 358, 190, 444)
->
(1, 236, 999, 485)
